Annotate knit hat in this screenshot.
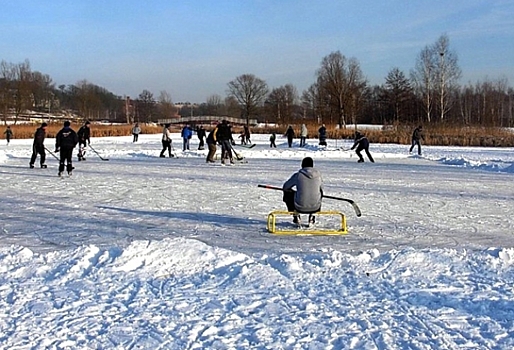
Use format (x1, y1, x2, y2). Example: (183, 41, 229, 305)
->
(64, 121, 71, 127)
(41, 122, 48, 127)
(85, 121, 91, 125)
(301, 157, 314, 168)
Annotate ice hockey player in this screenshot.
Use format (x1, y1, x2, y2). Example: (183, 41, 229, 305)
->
(409, 125, 424, 156)
(160, 124, 173, 158)
(29, 122, 48, 168)
(282, 157, 323, 226)
(77, 121, 91, 161)
(351, 131, 375, 163)
(284, 126, 295, 147)
(55, 121, 78, 176)
(206, 124, 218, 163)
(4, 126, 13, 145)
(318, 124, 327, 146)
(216, 120, 235, 165)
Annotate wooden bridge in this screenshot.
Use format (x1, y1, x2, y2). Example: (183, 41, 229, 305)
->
(157, 116, 258, 127)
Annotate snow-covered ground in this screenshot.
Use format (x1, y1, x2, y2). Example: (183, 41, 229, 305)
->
(1, 132, 514, 349)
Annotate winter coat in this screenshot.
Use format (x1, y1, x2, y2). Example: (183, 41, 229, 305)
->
(351, 135, 370, 150)
(33, 127, 46, 146)
(300, 124, 308, 137)
(132, 126, 141, 135)
(78, 125, 91, 144)
(4, 128, 13, 139)
(197, 127, 206, 140)
(285, 127, 295, 139)
(283, 167, 323, 213)
(216, 123, 233, 142)
(318, 126, 327, 141)
(206, 127, 218, 144)
(56, 127, 78, 149)
(162, 126, 172, 141)
(412, 127, 423, 141)
(181, 126, 193, 139)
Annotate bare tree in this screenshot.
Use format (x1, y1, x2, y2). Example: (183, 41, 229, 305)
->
(265, 84, 298, 125)
(227, 74, 269, 125)
(157, 90, 176, 120)
(433, 34, 461, 121)
(206, 94, 223, 116)
(136, 89, 155, 122)
(411, 45, 436, 123)
(315, 51, 366, 128)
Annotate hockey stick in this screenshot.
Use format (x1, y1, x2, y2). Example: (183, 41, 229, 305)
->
(258, 184, 362, 217)
(88, 144, 109, 161)
(44, 147, 60, 161)
(230, 143, 245, 161)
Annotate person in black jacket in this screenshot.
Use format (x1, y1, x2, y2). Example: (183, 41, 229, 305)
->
(29, 122, 48, 168)
(284, 126, 295, 147)
(318, 124, 327, 146)
(55, 121, 78, 176)
(351, 131, 375, 163)
(197, 125, 206, 150)
(216, 120, 235, 165)
(409, 125, 424, 155)
(77, 121, 91, 161)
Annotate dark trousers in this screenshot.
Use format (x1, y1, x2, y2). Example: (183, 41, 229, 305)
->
(220, 140, 233, 160)
(30, 144, 46, 165)
(270, 140, 276, 148)
(59, 147, 74, 173)
(287, 136, 293, 147)
(409, 139, 421, 155)
(133, 133, 139, 142)
(206, 143, 216, 162)
(356, 145, 375, 162)
(198, 138, 205, 149)
(160, 140, 172, 157)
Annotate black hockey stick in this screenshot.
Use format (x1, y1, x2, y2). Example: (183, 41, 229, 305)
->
(258, 184, 361, 217)
(88, 144, 109, 161)
(230, 143, 245, 161)
(44, 147, 60, 161)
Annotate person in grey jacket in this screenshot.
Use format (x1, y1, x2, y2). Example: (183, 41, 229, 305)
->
(282, 157, 323, 225)
(300, 124, 308, 147)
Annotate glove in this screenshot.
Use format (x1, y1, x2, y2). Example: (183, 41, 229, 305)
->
(54, 148, 59, 153)
(231, 140, 236, 146)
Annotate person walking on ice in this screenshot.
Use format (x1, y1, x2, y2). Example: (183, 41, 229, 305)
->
(132, 123, 141, 142)
(409, 125, 424, 156)
(282, 157, 323, 226)
(4, 126, 13, 145)
(351, 131, 375, 163)
(55, 121, 78, 176)
(29, 122, 48, 168)
(77, 121, 91, 161)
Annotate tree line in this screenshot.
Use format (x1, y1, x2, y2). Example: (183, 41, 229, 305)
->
(1, 34, 513, 127)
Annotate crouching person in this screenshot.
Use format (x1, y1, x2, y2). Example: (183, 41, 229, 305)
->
(55, 121, 78, 176)
(282, 157, 323, 226)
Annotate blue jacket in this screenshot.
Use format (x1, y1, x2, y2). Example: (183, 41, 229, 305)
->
(181, 126, 193, 139)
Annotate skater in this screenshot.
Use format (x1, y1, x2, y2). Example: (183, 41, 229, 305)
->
(318, 124, 327, 146)
(4, 126, 13, 145)
(197, 125, 206, 150)
(132, 123, 141, 142)
(77, 121, 91, 161)
(238, 130, 246, 145)
(351, 131, 375, 163)
(300, 124, 308, 147)
(181, 124, 193, 151)
(244, 125, 251, 144)
(206, 124, 218, 163)
(160, 124, 173, 158)
(270, 132, 277, 148)
(282, 157, 323, 226)
(284, 126, 295, 148)
(55, 121, 78, 176)
(29, 122, 48, 168)
(216, 120, 234, 165)
(409, 125, 424, 156)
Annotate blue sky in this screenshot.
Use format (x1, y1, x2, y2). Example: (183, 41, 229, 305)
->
(1, 0, 513, 103)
